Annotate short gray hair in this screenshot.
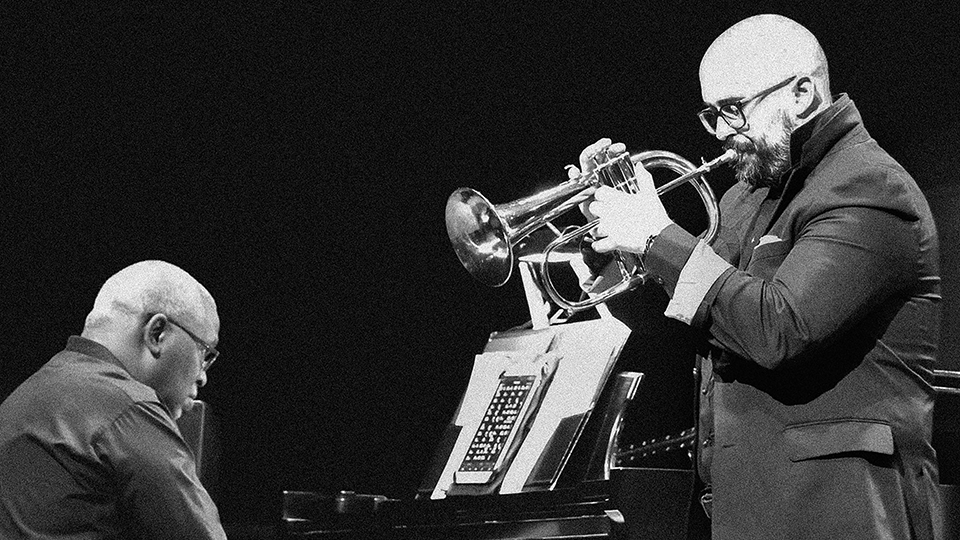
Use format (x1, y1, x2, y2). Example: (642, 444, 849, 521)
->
(84, 260, 216, 331)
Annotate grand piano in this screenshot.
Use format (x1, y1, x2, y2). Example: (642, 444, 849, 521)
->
(277, 316, 960, 540)
(278, 318, 710, 540)
(281, 468, 696, 540)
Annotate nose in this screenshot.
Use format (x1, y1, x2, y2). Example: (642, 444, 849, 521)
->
(713, 117, 738, 141)
(197, 369, 208, 388)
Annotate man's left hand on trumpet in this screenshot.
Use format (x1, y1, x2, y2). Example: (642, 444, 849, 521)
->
(569, 138, 673, 256)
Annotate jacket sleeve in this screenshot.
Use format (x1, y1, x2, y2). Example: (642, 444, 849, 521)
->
(645, 205, 919, 370)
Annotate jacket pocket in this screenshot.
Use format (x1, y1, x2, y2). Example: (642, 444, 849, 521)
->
(746, 240, 791, 279)
(784, 419, 894, 462)
(752, 239, 791, 259)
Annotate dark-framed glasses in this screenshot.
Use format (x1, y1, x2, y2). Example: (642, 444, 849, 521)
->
(698, 75, 797, 135)
(167, 317, 219, 371)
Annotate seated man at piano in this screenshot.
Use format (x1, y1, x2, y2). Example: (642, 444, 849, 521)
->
(573, 13, 943, 540)
(0, 261, 226, 539)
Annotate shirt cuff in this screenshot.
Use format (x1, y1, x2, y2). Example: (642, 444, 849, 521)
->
(663, 240, 733, 325)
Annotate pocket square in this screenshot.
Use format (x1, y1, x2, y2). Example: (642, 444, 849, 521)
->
(757, 234, 783, 247)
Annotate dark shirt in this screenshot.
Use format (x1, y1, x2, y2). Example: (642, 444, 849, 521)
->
(0, 336, 226, 540)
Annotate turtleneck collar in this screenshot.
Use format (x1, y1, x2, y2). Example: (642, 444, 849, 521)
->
(788, 93, 861, 172)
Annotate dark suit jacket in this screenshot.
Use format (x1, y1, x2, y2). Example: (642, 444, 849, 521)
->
(645, 95, 943, 539)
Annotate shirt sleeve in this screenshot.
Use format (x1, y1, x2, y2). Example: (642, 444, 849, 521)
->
(93, 401, 227, 540)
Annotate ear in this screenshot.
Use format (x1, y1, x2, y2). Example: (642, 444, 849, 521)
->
(142, 313, 170, 359)
(792, 76, 822, 120)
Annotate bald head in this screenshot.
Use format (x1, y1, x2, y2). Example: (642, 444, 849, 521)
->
(700, 14, 830, 106)
(83, 260, 218, 338)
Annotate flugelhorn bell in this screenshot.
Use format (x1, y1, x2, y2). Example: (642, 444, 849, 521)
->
(445, 166, 605, 287)
(444, 188, 512, 288)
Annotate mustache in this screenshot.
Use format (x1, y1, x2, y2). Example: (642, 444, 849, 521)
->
(723, 137, 756, 155)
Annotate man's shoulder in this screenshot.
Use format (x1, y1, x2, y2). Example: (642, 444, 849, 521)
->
(1, 348, 161, 431)
(806, 134, 929, 217)
(50, 348, 158, 403)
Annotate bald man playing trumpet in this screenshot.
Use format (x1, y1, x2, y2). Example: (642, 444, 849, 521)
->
(572, 14, 943, 540)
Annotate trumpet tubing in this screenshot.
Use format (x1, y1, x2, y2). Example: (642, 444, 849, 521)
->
(444, 148, 736, 310)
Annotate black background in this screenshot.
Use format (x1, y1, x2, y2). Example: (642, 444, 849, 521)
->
(2, 1, 958, 530)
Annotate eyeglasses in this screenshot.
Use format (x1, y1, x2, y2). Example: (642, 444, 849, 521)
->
(166, 317, 219, 371)
(698, 75, 797, 135)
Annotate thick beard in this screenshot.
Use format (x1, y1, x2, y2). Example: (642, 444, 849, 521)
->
(724, 115, 795, 189)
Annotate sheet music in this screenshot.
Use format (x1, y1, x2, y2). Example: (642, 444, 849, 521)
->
(429, 319, 630, 499)
(499, 319, 629, 493)
(431, 350, 549, 499)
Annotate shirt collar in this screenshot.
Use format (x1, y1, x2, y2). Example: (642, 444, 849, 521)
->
(65, 335, 127, 370)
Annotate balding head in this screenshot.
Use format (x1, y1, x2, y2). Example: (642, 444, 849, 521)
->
(698, 15, 832, 187)
(700, 14, 830, 107)
(83, 260, 218, 337)
(81, 260, 220, 419)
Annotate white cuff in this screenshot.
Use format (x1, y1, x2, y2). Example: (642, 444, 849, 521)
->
(664, 240, 731, 325)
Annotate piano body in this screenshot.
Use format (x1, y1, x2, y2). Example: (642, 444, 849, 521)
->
(281, 467, 695, 540)
(281, 319, 703, 540)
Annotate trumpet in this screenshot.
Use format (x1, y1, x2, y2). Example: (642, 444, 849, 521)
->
(445, 147, 737, 312)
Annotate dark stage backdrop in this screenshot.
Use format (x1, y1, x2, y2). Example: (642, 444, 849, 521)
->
(2, 1, 958, 529)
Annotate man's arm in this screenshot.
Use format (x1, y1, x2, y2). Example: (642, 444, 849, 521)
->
(646, 205, 919, 369)
(95, 401, 227, 540)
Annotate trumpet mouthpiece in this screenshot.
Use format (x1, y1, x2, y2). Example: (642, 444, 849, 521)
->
(718, 148, 739, 164)
(699, 148, 739, 173)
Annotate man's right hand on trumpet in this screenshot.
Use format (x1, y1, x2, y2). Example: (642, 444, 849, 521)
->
(568, 137, 673, 259)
